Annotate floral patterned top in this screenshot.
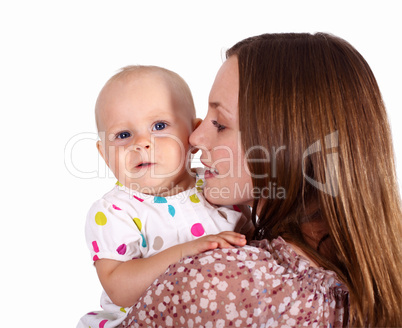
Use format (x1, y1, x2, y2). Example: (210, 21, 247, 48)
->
(120, 237, 349, 328)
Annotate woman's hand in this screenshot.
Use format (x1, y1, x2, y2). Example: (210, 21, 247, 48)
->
(180, 231, 247, 258)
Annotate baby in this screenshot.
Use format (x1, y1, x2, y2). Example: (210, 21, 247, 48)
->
(78, 66, 252, 328)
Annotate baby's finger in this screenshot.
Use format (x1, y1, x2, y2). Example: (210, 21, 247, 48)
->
(214, 237, 236, 249)
(216, 231, 247, 246)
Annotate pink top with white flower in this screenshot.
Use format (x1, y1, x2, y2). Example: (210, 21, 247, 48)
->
(121, 237, 349, 328)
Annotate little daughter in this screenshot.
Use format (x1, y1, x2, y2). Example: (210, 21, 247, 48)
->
(77, 65, 252, 328)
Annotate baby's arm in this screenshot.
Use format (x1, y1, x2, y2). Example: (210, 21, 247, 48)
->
(95, 231, 247, 308)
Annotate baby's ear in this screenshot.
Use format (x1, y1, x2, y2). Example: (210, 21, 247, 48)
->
(192, 118, 202, 131)
(96, 140, 106, 162)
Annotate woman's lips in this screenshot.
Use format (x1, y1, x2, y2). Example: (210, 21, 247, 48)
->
(201, 160, 219, 179)
(204, 169, 218, 179)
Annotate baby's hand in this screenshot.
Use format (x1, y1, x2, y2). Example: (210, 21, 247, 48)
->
(180, 231, 247, 258)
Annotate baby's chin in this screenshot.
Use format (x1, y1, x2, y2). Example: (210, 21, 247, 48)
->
(119, 179, 186, 197)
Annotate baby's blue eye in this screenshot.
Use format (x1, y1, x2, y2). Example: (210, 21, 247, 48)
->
(153, 122, 167, 131)
(117, 132, 131, 139)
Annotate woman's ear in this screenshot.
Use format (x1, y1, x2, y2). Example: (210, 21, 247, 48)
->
(192, 118, 202, 131)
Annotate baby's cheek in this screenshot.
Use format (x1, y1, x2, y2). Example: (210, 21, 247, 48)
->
(156, 137, 188, 157)
(105, 149, 121, 177)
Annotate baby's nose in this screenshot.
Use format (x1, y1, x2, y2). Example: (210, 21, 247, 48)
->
(133, 134, 151, 150)
(135, 144, 150, 151)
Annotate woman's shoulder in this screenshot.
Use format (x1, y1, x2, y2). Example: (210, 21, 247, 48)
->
(186, 237, 347, 293)
(250, 237, 348, 291)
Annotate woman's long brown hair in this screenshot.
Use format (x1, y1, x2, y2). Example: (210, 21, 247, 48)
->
(227, 33, 402, 327)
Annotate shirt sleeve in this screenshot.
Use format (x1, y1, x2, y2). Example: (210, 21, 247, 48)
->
(85, 197, 143, 262)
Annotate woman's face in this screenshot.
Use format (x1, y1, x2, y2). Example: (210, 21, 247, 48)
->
(190, 56, 253, 206)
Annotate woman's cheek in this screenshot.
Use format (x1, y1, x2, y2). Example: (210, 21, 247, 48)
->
(213, 148, 234, 176)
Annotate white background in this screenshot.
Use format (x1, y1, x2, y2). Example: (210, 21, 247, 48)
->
(1, 1, 401, 327)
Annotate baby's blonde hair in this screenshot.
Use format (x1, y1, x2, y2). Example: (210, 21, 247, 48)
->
(95, 65, 196, 132)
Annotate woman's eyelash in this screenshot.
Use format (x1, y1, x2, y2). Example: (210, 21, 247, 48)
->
(211, 120, 226, 132)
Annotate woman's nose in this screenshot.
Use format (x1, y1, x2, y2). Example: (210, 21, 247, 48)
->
(190, 120, 207, 149)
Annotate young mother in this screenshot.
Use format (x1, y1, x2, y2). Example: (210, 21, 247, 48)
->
(121, 33, 402, 327)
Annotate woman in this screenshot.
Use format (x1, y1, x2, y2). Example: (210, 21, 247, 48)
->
(121, 33, 402, 327)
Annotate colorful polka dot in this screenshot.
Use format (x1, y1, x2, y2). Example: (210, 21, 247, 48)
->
(153, 236, 164, 250)
(133, 195, 144, 202)
(93, 254, 99, 261)
(189, 194, 200, 203)
(191, 223, 205, 237)
(112, 204, 121, 210)
(120, 307, 126, 313)
(99, 320, 108, 328)
(116, 244, 127, 255)
(115, 181, 123, 187)
(168, 205, 175, 217)
(92, 241, 99, 253)
(133, 217, 142, 231)
(154, 196, 167, 203)
(196, 179, 203, 187)
(141, 234, 147, 248)
(95, 212, 107, 226)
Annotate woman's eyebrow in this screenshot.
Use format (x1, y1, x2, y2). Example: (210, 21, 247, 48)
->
(209, 101, 232, 118)
(209, 101, 219, 109)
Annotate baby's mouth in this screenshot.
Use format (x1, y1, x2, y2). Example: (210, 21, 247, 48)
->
(136, 162, 154, 168)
